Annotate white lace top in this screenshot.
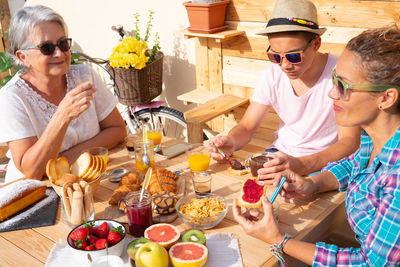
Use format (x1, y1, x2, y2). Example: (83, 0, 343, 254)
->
(0, 64, 118, 183)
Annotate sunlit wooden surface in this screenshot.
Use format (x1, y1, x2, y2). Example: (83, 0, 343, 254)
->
(0, 140, 345, 267)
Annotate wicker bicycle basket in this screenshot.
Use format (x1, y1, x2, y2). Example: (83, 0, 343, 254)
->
(106, 52, 163, 106)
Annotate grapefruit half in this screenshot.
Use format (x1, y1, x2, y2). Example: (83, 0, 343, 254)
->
(144, 223, 180, 248)
(169, 242, 208, 267)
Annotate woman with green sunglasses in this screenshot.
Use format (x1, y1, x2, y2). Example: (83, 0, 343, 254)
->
(234, 24, 400, 266)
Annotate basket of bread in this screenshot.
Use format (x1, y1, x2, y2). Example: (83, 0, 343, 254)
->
(46, 150, 107, 196)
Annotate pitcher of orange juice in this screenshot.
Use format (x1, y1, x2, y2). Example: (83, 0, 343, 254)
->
(186, 143, 210, 172)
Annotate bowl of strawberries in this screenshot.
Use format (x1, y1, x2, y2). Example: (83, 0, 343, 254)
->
(67, 219, 126, 262)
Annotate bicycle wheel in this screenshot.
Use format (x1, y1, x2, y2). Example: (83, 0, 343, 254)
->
(128, 106, 208, 141)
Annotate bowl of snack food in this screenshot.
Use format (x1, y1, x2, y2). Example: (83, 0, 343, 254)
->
(67, 219, 126, 262)
(176, 194, 228, 230)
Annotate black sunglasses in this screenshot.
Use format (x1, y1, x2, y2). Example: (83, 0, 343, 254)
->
(266, 38, 314, 64)
(25, 38, 72, 56)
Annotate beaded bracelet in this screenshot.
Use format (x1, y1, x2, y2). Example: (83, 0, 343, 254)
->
(270, 233, 292, 267)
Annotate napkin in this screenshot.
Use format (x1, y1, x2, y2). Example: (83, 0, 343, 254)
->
(45, 232, 243, 267)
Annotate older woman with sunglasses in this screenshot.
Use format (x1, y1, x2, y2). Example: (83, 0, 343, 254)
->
(208, 0, 361, 178)
(0, 5, 126, 183)
(234, 24, 400, 266)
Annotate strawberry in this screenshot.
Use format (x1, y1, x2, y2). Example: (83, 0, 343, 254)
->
(95, 238, 108, 250)
(74, 239, 88, 250)
(83, 221, 95, 235)
(88, 235, 99, 246)
(85, 245, 95, 251)
(95, 222, 108, 238)
(107, 226, 124, 245)
(69, 227, 89, 241)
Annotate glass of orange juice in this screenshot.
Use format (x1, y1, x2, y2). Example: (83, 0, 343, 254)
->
(147, 127, 163, 151)
(186, 143, 210, 173)
(134, 140, 155, 176)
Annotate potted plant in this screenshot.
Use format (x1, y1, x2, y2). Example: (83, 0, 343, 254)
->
(183, 0, 230, 34)
(106, 10, 163, 106)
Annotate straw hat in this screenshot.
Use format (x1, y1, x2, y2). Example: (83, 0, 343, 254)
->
(257, 0, 326, 36)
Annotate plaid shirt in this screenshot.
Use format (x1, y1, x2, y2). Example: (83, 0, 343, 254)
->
(313, 129, 400, 266)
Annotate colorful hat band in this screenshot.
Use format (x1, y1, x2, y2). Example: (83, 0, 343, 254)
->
(266, 17, 319, 30)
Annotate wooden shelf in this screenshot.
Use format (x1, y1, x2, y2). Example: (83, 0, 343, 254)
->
(180, 28, 245, 42)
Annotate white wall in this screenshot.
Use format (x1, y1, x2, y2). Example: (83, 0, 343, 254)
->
(16, 0, 197, 112)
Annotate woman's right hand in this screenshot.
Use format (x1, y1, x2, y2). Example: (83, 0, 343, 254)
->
(273, 170, 318, 202)
(206, 135, 235, 162)
(58, 82, 97, 122)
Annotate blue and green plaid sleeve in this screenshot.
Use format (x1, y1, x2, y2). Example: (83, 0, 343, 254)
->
(321, 151, 359, 192)
(312, 171, 400, 266)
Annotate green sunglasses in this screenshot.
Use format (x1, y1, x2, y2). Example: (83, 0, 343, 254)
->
(332, 68, 400, 99)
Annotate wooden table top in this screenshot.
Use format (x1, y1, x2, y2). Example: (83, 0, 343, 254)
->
(0, 141, 345, 267)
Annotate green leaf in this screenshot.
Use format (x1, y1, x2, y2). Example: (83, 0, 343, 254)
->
(0, 52, 13, 72)
(0, 75, 12, 86)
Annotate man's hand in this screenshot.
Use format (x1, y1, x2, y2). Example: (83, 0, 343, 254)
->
(257, 151, 304, 181)
(206, 136, 235, 162)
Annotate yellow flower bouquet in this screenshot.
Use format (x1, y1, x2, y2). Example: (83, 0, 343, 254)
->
(107, 11, 163, 106)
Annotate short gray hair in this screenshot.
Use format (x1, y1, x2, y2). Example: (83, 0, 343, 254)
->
(8, 5, 68, 72)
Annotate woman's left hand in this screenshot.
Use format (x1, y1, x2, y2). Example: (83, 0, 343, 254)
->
(232, 197, 283, 244)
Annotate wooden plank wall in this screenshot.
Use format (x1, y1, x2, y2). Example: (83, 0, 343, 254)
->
(212, 0, 400, 146)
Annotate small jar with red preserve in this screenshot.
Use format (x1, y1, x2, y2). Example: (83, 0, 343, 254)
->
(119, 191, 152, 237)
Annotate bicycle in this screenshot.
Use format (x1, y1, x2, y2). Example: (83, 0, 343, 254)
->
(71, 50, 207, 142)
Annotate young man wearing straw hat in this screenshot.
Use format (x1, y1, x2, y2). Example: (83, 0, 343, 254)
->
(209, 0, 361, 177)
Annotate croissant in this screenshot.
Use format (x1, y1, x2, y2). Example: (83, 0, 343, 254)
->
(119, 172, 140, 186)
(156, 168, 179, 181)
(109, 184, 141, 205)
(147, 169, 178, 195)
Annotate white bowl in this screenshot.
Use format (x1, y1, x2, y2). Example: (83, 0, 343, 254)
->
(67, 219, 126, 263)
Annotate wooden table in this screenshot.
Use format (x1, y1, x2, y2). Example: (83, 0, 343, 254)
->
(0, 141, 346, 267)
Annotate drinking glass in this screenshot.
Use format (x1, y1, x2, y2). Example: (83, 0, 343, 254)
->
(186, 143, 210, 173)
(147, 127, 163, 151)
(192, 172, 212, 197)
(61, 185, 94, 227)
(119, 191, 152, 237)
(248, 151, 273, 177)
(74, 61, 93, 87)
(125, 133, 141, 158)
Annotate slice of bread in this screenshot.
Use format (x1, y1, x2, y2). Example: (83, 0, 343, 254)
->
(82, 155, 98, 181)
(55, 157, 70, 178)
(46, 159, 57, 184)
(227, 167, 250, 176)
(237, 177, 266, 209)
(71, 152, 93, 178)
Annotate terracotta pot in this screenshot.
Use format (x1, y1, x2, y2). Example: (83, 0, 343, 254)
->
(183, 0, 230, 33)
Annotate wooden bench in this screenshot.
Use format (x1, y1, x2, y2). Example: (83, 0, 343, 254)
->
(179, 0, 400, 145)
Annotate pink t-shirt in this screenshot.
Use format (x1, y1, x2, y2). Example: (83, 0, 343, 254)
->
(252, 54, 338, 157)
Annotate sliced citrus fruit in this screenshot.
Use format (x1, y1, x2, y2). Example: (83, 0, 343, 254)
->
(144, 223, 180, 248)
(169, 242, 208, 267)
